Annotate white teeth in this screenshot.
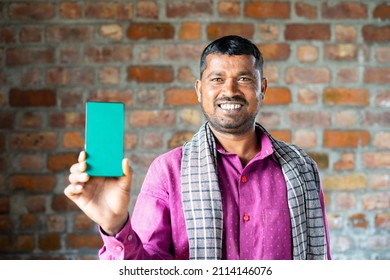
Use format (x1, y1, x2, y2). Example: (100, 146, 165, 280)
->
(220, 104, 242, 110)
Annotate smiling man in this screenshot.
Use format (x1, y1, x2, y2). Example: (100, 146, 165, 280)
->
(65, 35, 331, 260)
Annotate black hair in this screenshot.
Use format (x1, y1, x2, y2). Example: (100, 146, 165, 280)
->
(199, 35, 264, 78)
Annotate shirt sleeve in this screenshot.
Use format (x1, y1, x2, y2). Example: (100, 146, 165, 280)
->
(98, 157, 174, 260)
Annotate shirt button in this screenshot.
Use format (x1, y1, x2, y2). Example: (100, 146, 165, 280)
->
(241, 175, 247, 183)
(127, 234, 133, 241)
(243, 214, 250, 222)
(115, 245, 123, 251)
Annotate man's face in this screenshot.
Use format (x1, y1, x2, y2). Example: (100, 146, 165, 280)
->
(195, 54, 267, 135)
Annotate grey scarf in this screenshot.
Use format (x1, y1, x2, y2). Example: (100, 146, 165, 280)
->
(181, 122, 328, 260)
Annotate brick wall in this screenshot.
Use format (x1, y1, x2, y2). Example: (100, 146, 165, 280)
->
(0, 0, 389, 260)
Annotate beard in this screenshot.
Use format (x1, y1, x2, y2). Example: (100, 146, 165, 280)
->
(201, 96, 259, 136)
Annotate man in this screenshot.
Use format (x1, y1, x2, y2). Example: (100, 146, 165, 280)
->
(65, 35, 331, 260)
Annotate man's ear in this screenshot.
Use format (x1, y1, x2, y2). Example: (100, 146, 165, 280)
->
(261, 77, 267, 100)
(195, 80, 202, 102)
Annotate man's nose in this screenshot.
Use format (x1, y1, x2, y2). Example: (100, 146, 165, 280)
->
(221, 78, 238, 97)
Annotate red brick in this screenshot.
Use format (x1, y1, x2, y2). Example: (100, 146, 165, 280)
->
(285, 24, 330, 41)
(335, 25, 357, 43)
(67, 234, 103, 249)
(168, 131, 195, 148)
(268, 130, 291, 143)
(20, 26, 42, 43)
(349, 213, 368, 229)
(47, 68, 95, 86)
(84, 45, 132, 63)
(48, 153, 78, 172)
(298, 89, 319, 105)
(376, 47, 390, 63)
(0, 112, 14, 129)
(324, 130, 370, 148)
(74, 214, 94, 231)
(0, 197, 9, 213)
(59, 47, 81, 64)
(138, 46, 160, 63)
(263, 87, 291, 105)
(362, 25, 390, 42)
(6, 47, 54, 66)
(308, 152, 329, 170)
(374, 132, 390, 149)
(336, 193, 356, 210)
(285, 67, 330, 84)
(364, 68, 390, 84)
(363, 112, 390, 126)
(142, 132, 163, 149)
(322, 2, 367, 19)
(325, 44, 358, 61)
(130, 110, 176, 127)
(178, 67, 196, 83)
(373, 3, 390, 20)
(335, 111, 357, 127)
(88, 89, 133, 108)
(207, 23, 254, 40)
(9, 3, 55, 20)
(179, 22, 202, 40)
(125, 133, 137, 150)
(136, 89, 160, 107)
(294, 130, 316, 148)
(323, 88, 369, 106)
(257, 43, 290, 61)
(295, 3, 317, 19)
(10, 175, 56, 193)
(0, 27, 16, 43)
(362, 193, 390, 210)
(127, 23, 174, 40)
(85, 3, 133, 19)
(371, 174, 390, 189)
(11, 132, 57, 150)
(46, 25, 94, 42)
(164, 44, 204, 61)
(9, 88, 56, 107)
(60, 2, 82, 19)
(164, 88, 198, 106)
(63, 131, 84, 149)
(287, 111, 331, 128)
(39, 233, 61, 251)
(257, 111, 280, 127)
(49, 112, 84, 128)
(0, 235, 35, 253)
(52, 195, 80, 212)
(18, 111, 42, 128)
(20, 214, 40, 230)
(258, 24, 279, 41)
(137, 0, 158, 19)
(218, 1, 240, 17)
(334, 153, 355, 170)
(26, 195, 46, 213)
(375, 213, 390, 230)
(336, 68, 358, 83)
(19, 154, 45, 171)
(0, 216, 13, 232)
(46, 215, 66, 232)
(323, 173, 367, 190)
(21, 68, 43, 86)
(297, 45, 318, 62)
(128, 66, 173, 83)
(179, 109, 202, 127)
(244, 2, 290, 19)
(362, 152, 390, 168)
(166, 1, 212, 18)
(99, 24, 123, 41)
(99, 67, 119, 84)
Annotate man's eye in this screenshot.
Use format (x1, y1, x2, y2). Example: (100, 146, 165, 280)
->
(211, 78, 223, 82)
(239, 77, 251, 82)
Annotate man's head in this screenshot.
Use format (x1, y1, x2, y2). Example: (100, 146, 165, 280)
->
(199, 35, 264, 79)
(195, 35, 267, 136)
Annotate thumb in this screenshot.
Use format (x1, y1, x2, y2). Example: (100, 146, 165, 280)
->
(122, 158, 132, 178)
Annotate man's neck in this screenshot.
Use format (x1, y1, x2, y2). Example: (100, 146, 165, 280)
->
(209, 125, 261, 167)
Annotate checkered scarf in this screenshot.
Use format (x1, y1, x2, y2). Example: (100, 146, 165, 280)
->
(181, 122, 328, 260)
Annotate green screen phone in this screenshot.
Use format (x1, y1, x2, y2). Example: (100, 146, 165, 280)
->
(85, 101, 124, 177)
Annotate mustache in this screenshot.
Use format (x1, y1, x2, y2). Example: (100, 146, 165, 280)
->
(214, 96, 248, 106)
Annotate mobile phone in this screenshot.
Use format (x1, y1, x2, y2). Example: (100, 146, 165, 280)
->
(85, 101, 125, 177)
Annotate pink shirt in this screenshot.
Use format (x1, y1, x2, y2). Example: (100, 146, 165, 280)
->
(99, 131, 330, 260)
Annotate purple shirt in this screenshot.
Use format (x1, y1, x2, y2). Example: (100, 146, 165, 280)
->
(99, 130, 330, 260)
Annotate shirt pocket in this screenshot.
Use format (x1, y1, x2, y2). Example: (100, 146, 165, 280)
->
(261, 208, 292, 259)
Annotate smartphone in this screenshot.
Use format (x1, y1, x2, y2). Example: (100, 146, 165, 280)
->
(85, 101, 125, 177)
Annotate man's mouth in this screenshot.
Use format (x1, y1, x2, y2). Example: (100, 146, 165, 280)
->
(218, 103, 243, 110)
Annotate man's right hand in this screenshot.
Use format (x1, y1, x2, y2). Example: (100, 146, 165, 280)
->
(64, 151, 133, 236)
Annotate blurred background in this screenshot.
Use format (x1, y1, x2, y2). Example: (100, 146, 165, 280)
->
(0, 0, 389, 260)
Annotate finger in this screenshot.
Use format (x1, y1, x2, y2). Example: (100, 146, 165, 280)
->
(64, 184, 83, 197)
(78, 151, 86, 162)
(68, 172, 90, 184)
(122, 158, 132, 177)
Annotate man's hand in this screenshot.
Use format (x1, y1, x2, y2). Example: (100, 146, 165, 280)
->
(64, 151, 132, 236)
